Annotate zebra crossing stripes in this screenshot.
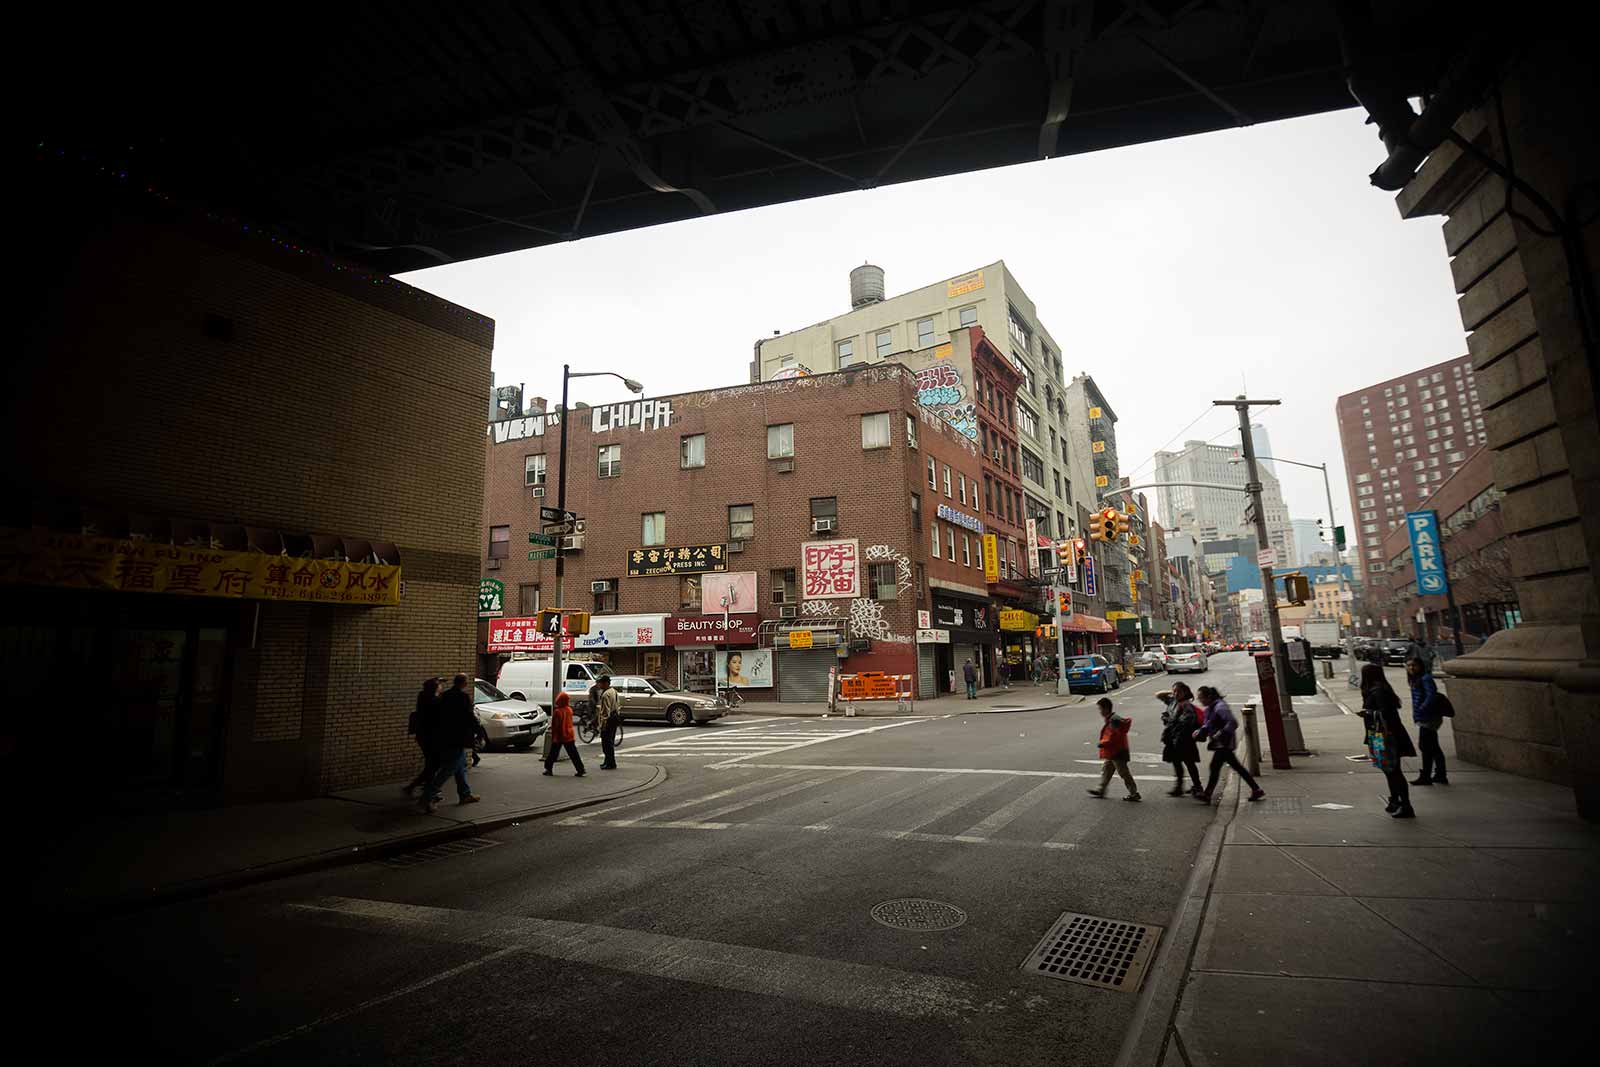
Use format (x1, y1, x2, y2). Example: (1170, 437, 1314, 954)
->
(613, 718, 927, 765)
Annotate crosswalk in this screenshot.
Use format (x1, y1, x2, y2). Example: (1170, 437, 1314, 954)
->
(616, 717, 926, 767)
(557, 761, 1183, 852)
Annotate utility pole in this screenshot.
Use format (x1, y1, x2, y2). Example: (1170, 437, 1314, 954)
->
(1215, 396, 1298, 732)
(549, 364, 572, 715)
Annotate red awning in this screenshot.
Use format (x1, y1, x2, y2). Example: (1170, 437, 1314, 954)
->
(1063, 612, 1114, 634)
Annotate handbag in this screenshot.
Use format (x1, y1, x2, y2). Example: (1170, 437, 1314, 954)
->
(1365, 712, 1393, 769)
(1434, 693, 1456, 718)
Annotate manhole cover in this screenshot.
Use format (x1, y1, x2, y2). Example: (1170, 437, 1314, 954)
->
(381, 836, 502, 868)
(871, 898, 968, 931)
(1021, 912, 1162, 993)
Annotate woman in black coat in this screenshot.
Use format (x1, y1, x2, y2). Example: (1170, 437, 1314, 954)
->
(1160, 681, 1203, 797)
(1360, 663, 1418, 818)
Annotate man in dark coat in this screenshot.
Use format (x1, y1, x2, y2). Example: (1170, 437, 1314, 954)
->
(420, 674, 481, 813)
(403, 677, 442, 799)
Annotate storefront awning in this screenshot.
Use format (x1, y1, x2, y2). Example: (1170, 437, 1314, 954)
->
(1063, 612, 1114, 634)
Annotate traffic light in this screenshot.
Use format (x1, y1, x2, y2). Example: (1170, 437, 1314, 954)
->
(1058, 591, 1070, 614)
(1113, 511, 1131, 539)
(1090, 507, 1117, 542)
(1056, 540, 1074, 568)
(1283, 574, 1310, 605)
(563, 611, 592, 635)
(535, 609, 564, 636)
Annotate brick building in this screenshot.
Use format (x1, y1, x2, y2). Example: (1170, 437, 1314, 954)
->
(480, 361, 1000, 702)
(6, 175, 492, 801)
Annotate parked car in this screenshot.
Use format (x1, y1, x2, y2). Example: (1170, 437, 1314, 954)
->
(1132, 649, 1166, 674)
(609, 675, 728, 727)
(472, 679, 549, 751)
(496, 657, 608, 708)
(1246, 638, 1270, 654)
(1379, 639, 1414, 666)
(1164, 643, 1209, 673)
(1065, 655, 1120, 693)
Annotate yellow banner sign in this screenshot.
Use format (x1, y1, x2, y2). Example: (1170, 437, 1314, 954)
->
(0, 529, 402, 606)
(1092, 440, 1106, 453)
(1095, 475, 1109, 488)
(788, 630, 813, 649)
(982, 534, 999, 583)
(947, 269, 985, 297)
(999, 609, 1039, 631)
(1089, 407, 1103, 419)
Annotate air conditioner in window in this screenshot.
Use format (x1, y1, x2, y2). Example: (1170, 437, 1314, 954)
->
(727, 540, 745, 553)
(773, 458, 795, 473)
(487, 558, 501, 570)
(590, 579, 612, 594)
(812, 517, 836, 533)
(779, 605, 798, 619)
(531, 486, 546, 497)
(562, 535, 584, 552)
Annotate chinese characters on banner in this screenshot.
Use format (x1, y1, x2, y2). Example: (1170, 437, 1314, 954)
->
(1083, 554, 1098, 597)
(487, 617, 574, 652)
(478, 578, 505, 618)
(1024, 518, 1038, 577)
(982, 534, 1000, 583)
(800, 539, 860, 599)
(1405, 510, 1451, 595)
(626, 543, 727, 577)
(0, 529, 401, 606)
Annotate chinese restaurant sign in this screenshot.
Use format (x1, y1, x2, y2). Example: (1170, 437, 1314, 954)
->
(478, 577, 505, 618)
(0, 529, 400, 606)
(627, 543, 727, 577)
(801, 539, 860, 599)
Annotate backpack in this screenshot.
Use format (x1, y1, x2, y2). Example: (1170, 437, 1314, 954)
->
(1434, 692, 1456, 718)
(407, 709, 419, 736)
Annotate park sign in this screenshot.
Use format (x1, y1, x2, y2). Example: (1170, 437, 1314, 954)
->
(1405, 510, 1450, 596)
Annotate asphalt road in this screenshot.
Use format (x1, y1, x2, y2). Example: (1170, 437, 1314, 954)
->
(40, 653, 1270, 1066)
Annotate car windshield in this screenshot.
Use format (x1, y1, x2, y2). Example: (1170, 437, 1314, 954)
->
(1168, 644, 1199, 655)
(646, 678, 680, 693)
(1068, 657, 1098, 669)
(474, 680, 507, 704)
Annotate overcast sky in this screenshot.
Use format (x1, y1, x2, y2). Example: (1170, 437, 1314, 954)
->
(401, 106, 1466, 537)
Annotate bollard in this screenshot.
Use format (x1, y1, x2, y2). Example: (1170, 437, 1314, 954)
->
(1240, 703, 1262, 779)
(1322, 659, 1334, 679)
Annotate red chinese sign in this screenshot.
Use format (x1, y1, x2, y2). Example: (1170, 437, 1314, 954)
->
(487, 617, 574, 652)
(664, 614, 759, 646)
(800, 538, 860, 600)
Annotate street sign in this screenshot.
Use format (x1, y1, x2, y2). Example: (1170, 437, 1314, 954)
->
(528, 531, 556, 546)
(1257, 547, 1278, 568)
(539, 506, 576, 523)
(542, 521, 576, 536)
(1405, 510, 1450, 595)
(788, 630, 813, 649)
(1333, 524, 1347, 551)
(527, 549, 557, 561)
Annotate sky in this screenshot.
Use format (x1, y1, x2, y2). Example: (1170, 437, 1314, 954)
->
(400, 106, 1467, 539)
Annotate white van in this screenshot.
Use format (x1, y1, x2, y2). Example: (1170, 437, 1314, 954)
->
(496, 658, 608, 709)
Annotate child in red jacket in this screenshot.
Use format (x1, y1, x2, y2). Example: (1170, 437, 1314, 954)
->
(1087, 697, 1141, 802)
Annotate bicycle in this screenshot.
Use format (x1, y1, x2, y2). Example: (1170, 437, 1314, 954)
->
(721, 684, 743, 710)
(577, 705, 624, 747)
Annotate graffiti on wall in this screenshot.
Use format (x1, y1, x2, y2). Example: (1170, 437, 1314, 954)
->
(850, 597, 912, 644)
(800, 599, 839, 617)
(490, 411, 561, 443)
(865, 543, 913, 595)
(914, 363, 977, 441)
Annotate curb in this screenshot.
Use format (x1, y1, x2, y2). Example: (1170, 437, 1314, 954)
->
(54, 764, 669, 918)
(1112, 764, 1244, 1067)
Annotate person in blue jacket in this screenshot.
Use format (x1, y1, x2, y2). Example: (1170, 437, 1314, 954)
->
(1407, 658, 1449, 786)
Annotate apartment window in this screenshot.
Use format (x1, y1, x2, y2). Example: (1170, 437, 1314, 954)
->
(598, 444, 622, 478)
(861, 411, 891, 450)
(958, 475, 967, 506)
(931, 520, 941, 558)
(594, 580, 619, 614)
(875, 329, 893, 358)
(975, 536, 984, 572)
(1017, 401, 1039, 437)
(911, 492, 922, 530)
(1008, 308, 1030, 350)
(642, 511, 666, 546)
(943, 464, 953, 497)
(729, 504, 755, 541)
(1053, 470, 1062, 498)
(1057, 510, 1067, 538)
(871, 562, 898, 601)
(985, 475, 994, 512)
(680, 433, 706, 469)
(928, 457, 938, 489)
(524, 454, 547, 487)
(905, 414, 918, 449)
(915, 563, 926, 603)
(771, 569, 796, 604)
(958, 305, 978, 328)
(1020, 447, 1046, 484)
(517, 583, 540, 615)
(811, 497, 837, 526)
(759, 425, 794, 463)
(488, 525, 510, 559)
(837, 338, 856, 365)
(678, 576, 700, 610)
(1355, 473, 1371, 483)
(1049, 427, 1058, 456)
(962, 535, 972, 567)
(916, 317, 935, 348)
(947, 526, 957, 561)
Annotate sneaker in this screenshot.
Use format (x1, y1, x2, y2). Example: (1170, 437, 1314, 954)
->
(574, 771, 587, 778)
(1391, 805, 1416, 819)
(1123, 793, 1141, 802)
(1189, 785, 1204, 797)
(1248, 788, 1266, 802)
(1410, 776, 1434, 786)
(458, 795, 481, 805)
(1432, 775, 1449, 785)
(1086, 788, 1106, 798)
(541, 769, 553, 777)
(1384, 797, 1400, 813)
(418, 799, 434, 814)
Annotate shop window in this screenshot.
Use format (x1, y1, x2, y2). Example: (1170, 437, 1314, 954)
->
(488, 525, 510, 559)
(871, 562, 898, 601)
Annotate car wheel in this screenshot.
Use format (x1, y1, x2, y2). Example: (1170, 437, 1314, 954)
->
(667, 704, 693, 727)
(473, 728, 490, 753)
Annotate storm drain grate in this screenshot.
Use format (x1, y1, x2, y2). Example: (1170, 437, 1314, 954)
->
(381, 836, 502, 868)
(1248, 796, 1305, 816)
(1020, 912, 1162, 993)
(871, 898, 968, 931)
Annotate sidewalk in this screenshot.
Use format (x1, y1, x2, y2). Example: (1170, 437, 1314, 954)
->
(27, 752, 664, 914)
(733, 682, 1085, 717)
(1122, 696, 1597, 1066)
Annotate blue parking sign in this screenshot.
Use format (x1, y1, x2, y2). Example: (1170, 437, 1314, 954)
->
(1405, 510, 1450, 596)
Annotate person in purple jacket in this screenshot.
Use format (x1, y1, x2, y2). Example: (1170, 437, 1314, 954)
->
(1193, 686, 1265, 804)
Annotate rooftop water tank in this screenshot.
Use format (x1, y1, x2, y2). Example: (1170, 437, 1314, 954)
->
(849, 263, 885, 308)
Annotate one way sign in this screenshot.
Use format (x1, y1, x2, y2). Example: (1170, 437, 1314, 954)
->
(540, 505, 577, 523)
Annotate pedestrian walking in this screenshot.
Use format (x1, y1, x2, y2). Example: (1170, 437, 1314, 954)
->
(1159, 682, 1203, 796)
(1407, 657, 1452, 786)
(542, 690, 587, 777)
(963, 658, 977, 699)
(595, 674, 621, 770)
(1360, 663, 1417, 817)
(402, 676, 442, 800)
(1087, 697, 1140, 801)
(419, 673, 481, 813)
(1193, 686, 1265, 803)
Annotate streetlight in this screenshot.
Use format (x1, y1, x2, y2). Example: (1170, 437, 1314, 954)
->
(547, 365, 644, 729)
(1227, 454, 1348, 615)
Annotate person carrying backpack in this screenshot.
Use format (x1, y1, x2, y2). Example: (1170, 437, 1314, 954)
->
(1408, 658, 1452, 786)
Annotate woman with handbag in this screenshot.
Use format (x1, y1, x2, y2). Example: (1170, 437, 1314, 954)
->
(1159, 682, 1203, 797)
(1362, 663, 1417, 817)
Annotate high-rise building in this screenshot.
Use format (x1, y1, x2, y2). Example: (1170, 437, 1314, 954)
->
(1152, 438, 1293, 563)
(1334, 355, 1484, 581)
(1291, 518, 1326, 566)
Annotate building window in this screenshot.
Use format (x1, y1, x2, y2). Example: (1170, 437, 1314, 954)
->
(1057, 510, 1067, 538)
(767, 423, 794, 459)
(524, 454, 547, 487)
(642, 512, 666, 546)
(916, 317, 935, 348)
(958, 475, 967, 506)
(837, 338, 856, 365)
(811, 497, 837, 526)
(943, 464, 953, 497)
(1054, 469, 1062, 497)
(729, 504, 754, 541)
(594, 580, 619, 614)
(915, 563, 926, 603)
(518, 583, 540, 615)
(680, 433, 706, 469)
(985, 475, 994, 512)
(678, 576, 701, 610)
(861, 411, 891, 450)
(931, 520, 941, 558)
(871, 562, 898, 601)
(875, 329, 893, 358)
(598, 444, 622, 478)
(1021, 447, 1046, 485)
(911, 492, 922, 530)
(1008, 308, 1030, 350)
(975, 535, 985, 572)
(958, 305, 978, 328)
(771, 569, 796, 603)
(488, 525, 510, 559)
(905, 414, 918, 449)
(947, 526, 956, 561)
(928, 457, 938, 489)
(962, 535, 972, 567)
(1017, 401, 1039, 437)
